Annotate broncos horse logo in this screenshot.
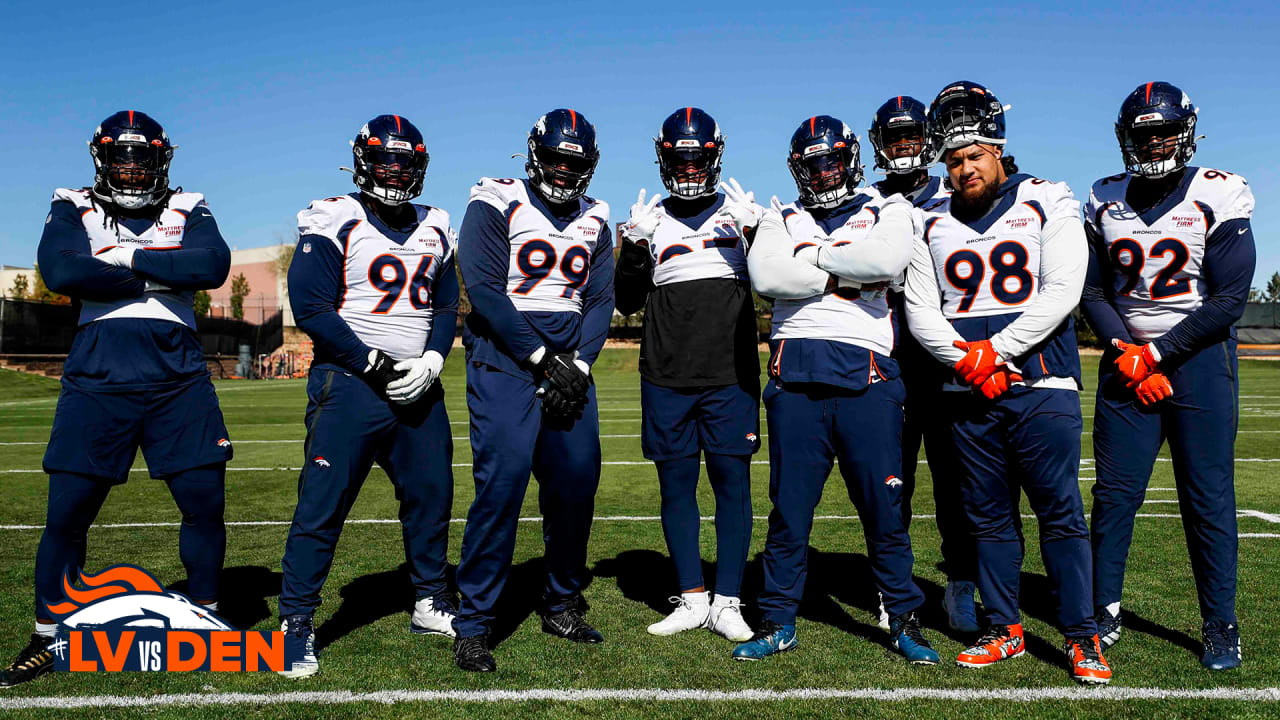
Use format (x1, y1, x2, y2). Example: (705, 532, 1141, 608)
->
(44, 565, 230, 631)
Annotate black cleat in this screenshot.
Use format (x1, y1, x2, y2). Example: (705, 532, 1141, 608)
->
(454, 634, 496, 673)
(1096, 607, 1122, 651)
(541, 596, 604, 644)
(0, 634, 56, 688)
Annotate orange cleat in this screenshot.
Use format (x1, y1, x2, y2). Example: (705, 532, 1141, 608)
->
(956, 623, 1025, 668)
(1065, 634, 1112, 685)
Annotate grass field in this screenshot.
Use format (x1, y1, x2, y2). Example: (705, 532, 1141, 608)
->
(0, 350, 1278, 719)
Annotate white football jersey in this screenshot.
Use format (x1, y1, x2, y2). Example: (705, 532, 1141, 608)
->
(1085, 167, 1254, 342)
(770, 187, 901, 355)
(920, 177, 1079, 320)
(647, 194, 751, 286)
(468, 177, 609, 313)
(297, 194, 453, 361)
(53, 188, 207, 329)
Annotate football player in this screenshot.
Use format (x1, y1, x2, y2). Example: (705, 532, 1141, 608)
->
(1, 111, 232, 687)
(613, 107, 761, 642)
(904, 81, 1110, 685)
(1081, 82, 1254, 670)
(277, 114, 458, 678)
(868, 95, 978, 634)
(452, 109, 614, 672)
(731, 115, 939, 666)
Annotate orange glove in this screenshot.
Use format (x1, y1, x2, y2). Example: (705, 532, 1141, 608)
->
(1112, 339, 1158, 386)
(978, 368, 1023, 400)
(953, 339, 1001, 386)
(1135, 373, 1173, 406)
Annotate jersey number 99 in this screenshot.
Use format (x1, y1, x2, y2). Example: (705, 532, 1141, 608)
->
(514, 240, 591, 298)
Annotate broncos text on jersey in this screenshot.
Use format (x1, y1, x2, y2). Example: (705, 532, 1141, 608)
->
(647, 193, 751, 287)
(919, 176, 1078, 320)
(1085, 167, 1254, 343)
(53, 187, 208, 329)
(468, 177, 609, 314)
(297, 194, 453, 361)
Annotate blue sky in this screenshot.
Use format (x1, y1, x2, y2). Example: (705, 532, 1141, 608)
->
(2, 0, 1276, 287)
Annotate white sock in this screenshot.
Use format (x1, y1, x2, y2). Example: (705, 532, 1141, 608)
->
(35, 622, 57, 639)
(683, 591, 710, 606)
(1106, 602, 1120, 616)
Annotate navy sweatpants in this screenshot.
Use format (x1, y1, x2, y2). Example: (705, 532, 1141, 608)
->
(757, 378, 925, 624)
(1091, 339, 1239, 623)
(453, 363, 602, 638)
(948, 386, 1094, 637)
(901, 383, 976, 583)
(278, 369, 454, 617)
(642, 380, 756, 597)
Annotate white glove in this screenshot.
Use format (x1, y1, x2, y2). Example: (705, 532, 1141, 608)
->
(620, 188, 662, 245)
(386, 350, 444, 405)
(770, 195, 786, 217)
(94, 245, 135, 268)
(714, 177, 762, 232)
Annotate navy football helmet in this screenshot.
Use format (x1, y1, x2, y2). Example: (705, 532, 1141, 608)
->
(655, 107, 724, 199)
(349, 115, 429, 205)
(928, 81, 1007, 151)
(869, 96, 939, 174)
(787, 115, 862, 208)
(89, 110, 173, 210)
(1116, 81, 1198, 178)
(526, 108, 599, 203)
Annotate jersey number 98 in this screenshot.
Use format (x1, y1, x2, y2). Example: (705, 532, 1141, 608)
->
(944, 241, 1034, 312)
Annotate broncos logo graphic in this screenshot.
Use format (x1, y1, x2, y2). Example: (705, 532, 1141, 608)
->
(44, 565, 230, 631)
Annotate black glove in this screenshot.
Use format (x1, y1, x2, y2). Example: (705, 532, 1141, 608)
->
(535, 352, 590, 401)
(360, 349, 404, 398)
(539, 383, 587, 420)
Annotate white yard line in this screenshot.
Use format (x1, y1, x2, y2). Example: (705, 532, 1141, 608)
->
(2, 686, 1279, 710)
(1, 511, 1267, 532)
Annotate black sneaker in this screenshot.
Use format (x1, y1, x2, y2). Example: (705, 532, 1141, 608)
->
(0, 634, 56, 688)
(1095, 607, 1122, 651)
(541, 596, 604, 644)
(454, 634, 496, 672)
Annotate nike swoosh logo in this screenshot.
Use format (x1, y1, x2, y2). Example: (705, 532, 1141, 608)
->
(1239, 227, 1248, 235)
(777, 636, 796, 650)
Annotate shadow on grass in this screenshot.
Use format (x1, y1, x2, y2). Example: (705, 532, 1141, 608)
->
(169, 565, 283, 631)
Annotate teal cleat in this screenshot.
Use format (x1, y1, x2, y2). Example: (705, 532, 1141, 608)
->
(731, 621, 797, 661)
(890, 611, 940, 665)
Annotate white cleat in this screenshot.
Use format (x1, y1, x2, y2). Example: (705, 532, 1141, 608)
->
(277, 615, 319, 679)
(647, 592, 710, 636)
(410, 596, 457, 637)
(707, 595, 753, 642)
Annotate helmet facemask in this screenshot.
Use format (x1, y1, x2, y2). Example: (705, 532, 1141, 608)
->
(872, 121, 936, 174)
(656, 141, 722, 199)
(354, 142, 427, 205)
(790, 145, 861, 209)
(527, 139, 597, 203)
(91, 141, 172, 210)
(1117, 115, 1196, 178)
